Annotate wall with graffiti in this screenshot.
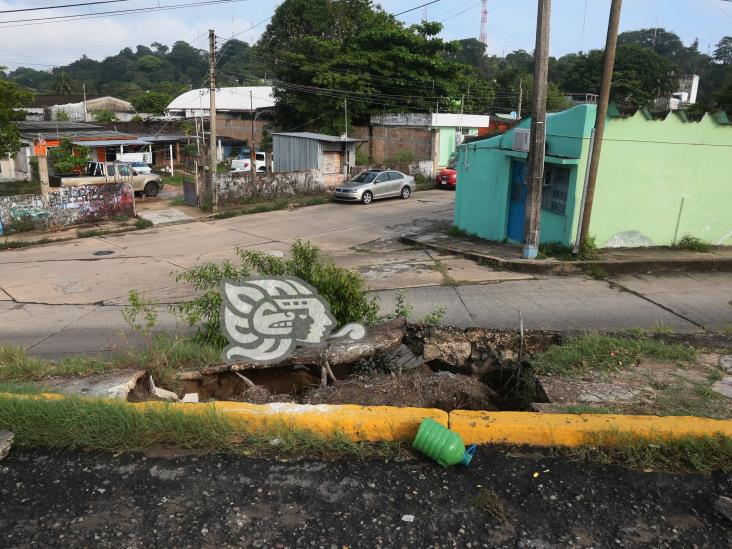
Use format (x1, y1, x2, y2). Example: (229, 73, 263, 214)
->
(0, 183, 135, 236)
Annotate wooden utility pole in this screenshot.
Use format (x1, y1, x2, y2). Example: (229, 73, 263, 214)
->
(208, 29, 218, 210)
(522, 0, 551, 259)
(344, 99, 348, 139)
(250, 90, 256, 183)
(517, 77, 523, 119)
(578, 0, 622, 248)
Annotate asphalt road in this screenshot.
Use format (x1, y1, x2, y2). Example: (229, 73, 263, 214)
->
(1, 448, 730, 548)
(1, 190, 731, 357)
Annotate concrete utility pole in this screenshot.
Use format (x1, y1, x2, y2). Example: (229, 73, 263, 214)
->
(250, 90, 256, 183)
(208, 29, 218, 210)
(522, 0, 551, 259)
(578, 0, 622, 249)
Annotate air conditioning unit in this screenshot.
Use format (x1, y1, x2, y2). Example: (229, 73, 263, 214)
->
(513, 128, 531, 152)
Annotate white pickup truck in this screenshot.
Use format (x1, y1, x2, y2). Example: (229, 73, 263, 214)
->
(231, 151, 267, 172)
(50, 161, 164, 197)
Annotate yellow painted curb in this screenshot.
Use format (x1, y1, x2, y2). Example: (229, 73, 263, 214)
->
(134, 401, 448, 442)
(449, 411, 732, 447)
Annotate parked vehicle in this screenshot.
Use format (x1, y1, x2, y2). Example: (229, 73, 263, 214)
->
(129, 161, 152, 175)
(231, 150, 267, 172)
(50, 161, 163, 197)
(435, 156, 457, 189)
(333, 169, 415, 205)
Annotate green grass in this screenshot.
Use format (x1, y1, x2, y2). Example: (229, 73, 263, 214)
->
(447, 225, 473, 238)
(0, 396, 402, 459)
(0, 238, 55, 251)
(169, 196, 185, 206)
(533, 333, 696, 377)
(161, 173, 185, 186)
(0, 180, 41, 197)
(539, 236, 600, 261)
(673, 234, 711, 253)
(558, 405, 615, 414)
(582, 264, 608, 280)
(558, 431, 732, 474)
(77, 229, 103, 238)
(653, 377, 729, 419)
(0, 346, 112, 382)
(135, 218, 154, 229)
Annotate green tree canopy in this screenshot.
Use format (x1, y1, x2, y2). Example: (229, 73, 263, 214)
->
(131, 91, 172, 114)
(0, 75, 34, 156)
(715, 37, 732, 65)
(256, 0, 493, 133)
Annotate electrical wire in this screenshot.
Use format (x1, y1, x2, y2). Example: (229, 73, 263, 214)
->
(394, 0, 442, 17)
(0, 0, 130, 14)
(0, 0, 249, 28)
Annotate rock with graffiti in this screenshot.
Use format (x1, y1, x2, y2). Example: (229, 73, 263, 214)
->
(0, 183, 135, 236)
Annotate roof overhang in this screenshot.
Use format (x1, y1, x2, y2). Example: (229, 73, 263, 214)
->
(71, 139, 152, 147)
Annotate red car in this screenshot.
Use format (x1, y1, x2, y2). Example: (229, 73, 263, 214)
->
(435, 166, 457, 188)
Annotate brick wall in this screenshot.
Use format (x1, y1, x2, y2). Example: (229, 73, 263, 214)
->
(0, 183, 135, 235)
(351, 125, 433, 163)
(216, 169, 325, 206)
(216, 117, 268, 149)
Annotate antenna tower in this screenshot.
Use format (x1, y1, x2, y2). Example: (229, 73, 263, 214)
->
(479, 0, 488, 47)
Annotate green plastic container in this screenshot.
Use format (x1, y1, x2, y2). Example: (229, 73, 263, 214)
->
(412, 418, 477, 467)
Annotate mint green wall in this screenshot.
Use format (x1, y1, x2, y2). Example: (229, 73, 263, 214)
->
(591, 111, 732, 246)
(455, 105, 594, 243)
(439, 128, 456, 166)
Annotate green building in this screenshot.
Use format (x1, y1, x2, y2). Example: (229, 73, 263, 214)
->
(453, 104, 732, 248)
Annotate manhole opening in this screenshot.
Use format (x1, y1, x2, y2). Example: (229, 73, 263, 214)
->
(93, 250, 115, 256)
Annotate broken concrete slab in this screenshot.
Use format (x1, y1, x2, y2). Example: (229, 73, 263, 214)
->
(715, 496, 732, 522)
(43, 369, 145, 400)
(0, 431, 13, 461)
(712, 376, 732, 399)
(720, 355, 732, 374)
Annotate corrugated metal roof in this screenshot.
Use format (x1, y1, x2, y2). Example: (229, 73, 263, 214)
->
(167, 87, 275, 112)
(15, 121, 100, 131)
(273, 132, 362, 143)
(71, 138, 152, 147)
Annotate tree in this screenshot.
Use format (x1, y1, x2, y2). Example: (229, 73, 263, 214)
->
(0, 75, 34, 156)
(256, 0, 492, 132)
(131, 91, 172, 114)
(618, 28, 685, 60)
(716, 82, 732, 112)
(51, 71, 73, 94)
(48, 138, 89, 173)
(714, 37, 732, 65)
(137, 55, 163, 72)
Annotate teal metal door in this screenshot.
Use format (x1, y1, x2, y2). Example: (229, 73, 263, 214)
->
(507, 160, 527, 242)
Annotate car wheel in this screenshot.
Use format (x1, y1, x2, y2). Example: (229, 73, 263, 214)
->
(400, 186, 411, 199)
(144, 182, 159, 197)
(361, 191, 373, 205)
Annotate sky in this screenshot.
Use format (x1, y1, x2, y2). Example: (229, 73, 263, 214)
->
(0, 0, 731, 72)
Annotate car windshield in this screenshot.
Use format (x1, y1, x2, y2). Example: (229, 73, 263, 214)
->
(131, 162, 146, 167)
(351, 171, 379, 184)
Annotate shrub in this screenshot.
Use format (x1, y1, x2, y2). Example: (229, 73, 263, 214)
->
(174, 240, 380, 347)
(673, 235, 711, 253)
(93, 110, 117, 123)
(391, 149, 414, 163)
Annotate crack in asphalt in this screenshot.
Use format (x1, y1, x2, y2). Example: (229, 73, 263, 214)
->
(23, 306, 98, 353)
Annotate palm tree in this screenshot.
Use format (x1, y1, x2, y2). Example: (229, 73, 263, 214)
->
(52, 72, 73, 95)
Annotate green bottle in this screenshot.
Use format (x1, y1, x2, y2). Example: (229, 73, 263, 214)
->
(412, 418, 477, 467)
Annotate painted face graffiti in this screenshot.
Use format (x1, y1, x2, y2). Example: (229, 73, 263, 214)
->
(221, 277, 366, 364)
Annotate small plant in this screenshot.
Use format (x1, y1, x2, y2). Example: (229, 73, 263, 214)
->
(583, 264, 608, 280)
(92, 110, 117, 123)
(420, 306, 446, 325)
(131, 114, 144, 123)
(354, 148, 370, 165)
(135, 218, 153, 229)
(391, 149, 414, 163)
(392, 291, 413, 319)
(55, 110, 70, 121)
(122, 289, 159, 341)
(447, 225, 472, 238)
(673, 234, 711, 253)
(78, 229, 102, 238)
(539, 236, 600, 261)
(472, 488, 508, 522)
(48, 138, 89, 174)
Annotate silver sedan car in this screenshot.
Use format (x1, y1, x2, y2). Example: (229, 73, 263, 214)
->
(333, 170, 415, 205)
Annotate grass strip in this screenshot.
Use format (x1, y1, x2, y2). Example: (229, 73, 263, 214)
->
(0, 346, 112, 382)
(0, 395, 402, 460)
(533, 333, 696, 377)
(556, 430, 732, 474)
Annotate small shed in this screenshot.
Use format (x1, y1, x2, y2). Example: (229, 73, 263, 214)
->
(272, 132, 360, 186)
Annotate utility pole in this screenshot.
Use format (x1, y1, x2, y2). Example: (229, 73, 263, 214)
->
(344, 99, 348, 139)
(250, 90, 256, 183)
(577, 0, 622, 249)
(208, 29, 218, 210)
(522, 0, 551, 259)
(517, 77, 523, 119)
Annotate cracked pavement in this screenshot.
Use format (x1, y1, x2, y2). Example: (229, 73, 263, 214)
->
(1, 190, 730, 357)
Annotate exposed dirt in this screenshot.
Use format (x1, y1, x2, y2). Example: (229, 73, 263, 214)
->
(231, 366, 502, 412)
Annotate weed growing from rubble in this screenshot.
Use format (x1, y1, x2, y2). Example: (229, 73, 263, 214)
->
(673, 234, 711, 253)
(472, 487, 508, 522)
(534, 333, 696, 377)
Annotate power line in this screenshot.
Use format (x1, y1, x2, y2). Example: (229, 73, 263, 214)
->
(0, 0, 130, 14)
(0, 0, 249, 28)
(394, 0, 442, 17)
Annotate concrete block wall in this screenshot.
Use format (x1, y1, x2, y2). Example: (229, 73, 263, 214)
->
(216, 169, 325, 206)
(0, 183, 135, 235)
(351, 126, 433, 163)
